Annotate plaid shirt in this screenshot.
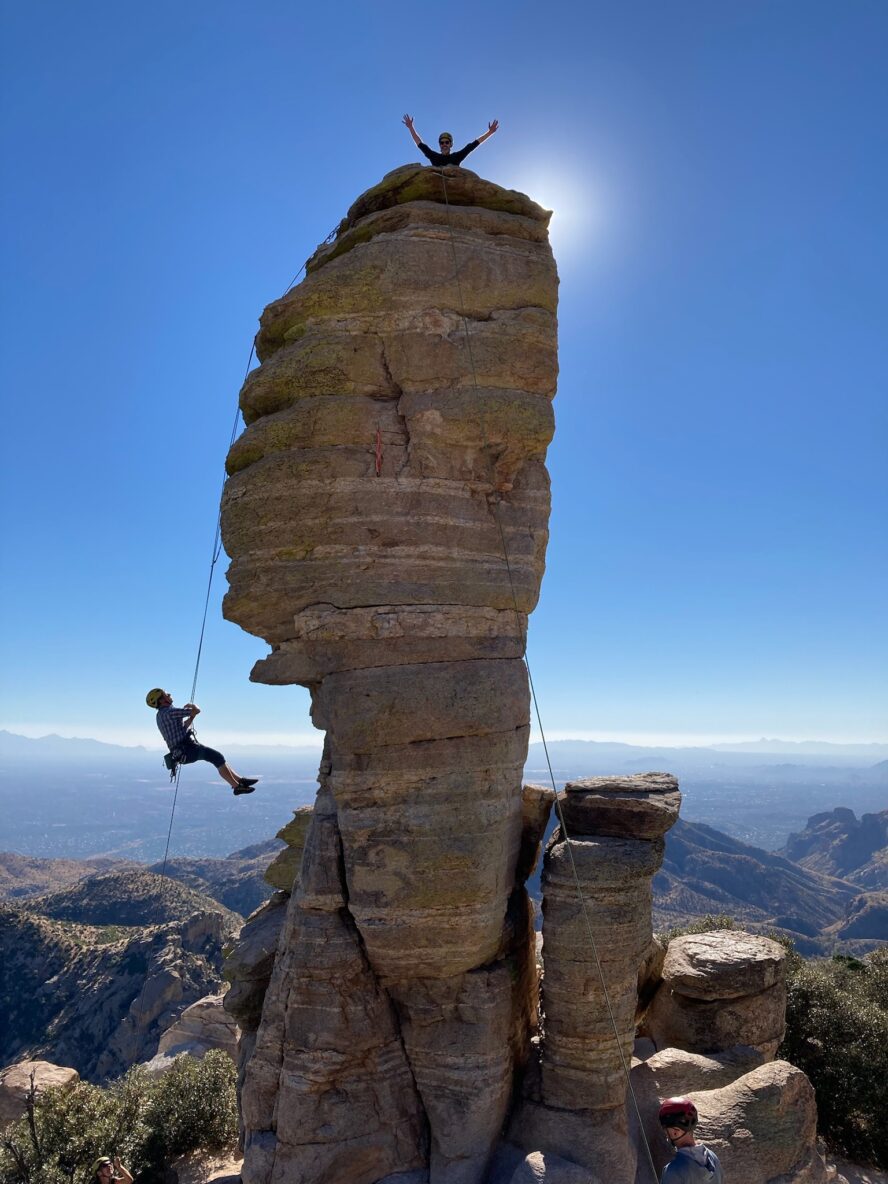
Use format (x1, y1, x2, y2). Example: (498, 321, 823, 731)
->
(156, 706, 194, 752)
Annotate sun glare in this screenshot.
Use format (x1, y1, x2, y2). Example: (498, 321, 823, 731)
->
(504, 161, 600, 255)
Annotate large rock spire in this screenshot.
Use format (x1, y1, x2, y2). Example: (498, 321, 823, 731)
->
(220, 163, 558, 1184)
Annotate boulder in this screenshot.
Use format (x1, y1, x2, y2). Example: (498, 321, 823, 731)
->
(559, 774, 681, 840)
(644, 979, 786, 1059)
(660, 932, 786, 1000)
(694, 1061, 827, 1184)
(644, 933, 787, 1058)
(640, 1045, 767, 1095)
(169, 1150, 243, 1184)
(631, 1059, 826, 1184)
(143, 993, 238, 1073)
(509, 1150, 596, 1184)
(0, 1060, 79, 1128)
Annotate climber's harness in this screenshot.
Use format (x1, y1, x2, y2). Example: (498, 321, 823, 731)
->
(163, 732, 196, 782)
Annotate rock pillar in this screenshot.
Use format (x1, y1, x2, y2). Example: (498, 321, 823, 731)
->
(220, 165, 558, 1184)
(512, 774, 680, 1181)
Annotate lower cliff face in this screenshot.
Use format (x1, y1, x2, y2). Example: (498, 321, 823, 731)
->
(235, 774, 546, 1184)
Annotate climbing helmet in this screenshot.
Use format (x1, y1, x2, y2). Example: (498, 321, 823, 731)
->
(145, 688, 166, 709)
(658, 1097, 698, 1130)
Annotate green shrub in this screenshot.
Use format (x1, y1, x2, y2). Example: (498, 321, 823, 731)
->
(0, 1052, 237, 1184)
(139, 1052, 238, 1177)
(661, 914, 737, 944)
(779, 946, 888, 1168)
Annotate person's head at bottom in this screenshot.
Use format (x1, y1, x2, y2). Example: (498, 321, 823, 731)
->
(658, 1096, 698, 1148)
(91, 1158, 115, 1184)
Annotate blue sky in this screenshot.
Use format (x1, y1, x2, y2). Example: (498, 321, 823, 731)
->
(1, 0, 885, 748)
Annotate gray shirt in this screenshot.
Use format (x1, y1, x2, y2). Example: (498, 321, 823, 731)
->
(661, 1145, 724, 1184)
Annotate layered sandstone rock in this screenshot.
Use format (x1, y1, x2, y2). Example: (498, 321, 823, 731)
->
(221, 165, 558, 1184)
(643, 932, 787, 1058)
(511, 776, 680, 1182)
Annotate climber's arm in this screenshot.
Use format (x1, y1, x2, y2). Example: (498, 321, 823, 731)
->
(112, 1159, 133, 1184)
(402, 113, 422, 147)
(477, 119, 499, 145)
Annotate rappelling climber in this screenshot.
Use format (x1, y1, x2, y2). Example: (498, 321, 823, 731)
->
(402, 114, 498, 167)
(658, 1097, 723, 1184)
(146, 688, 259, 795)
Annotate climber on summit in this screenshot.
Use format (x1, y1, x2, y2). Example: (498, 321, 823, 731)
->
(146, 688, 259, 795)
(402, 114, 498, 167)
(658, 1097, 723, 1184)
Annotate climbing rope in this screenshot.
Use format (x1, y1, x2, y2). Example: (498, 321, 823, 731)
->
(154, 229, 339, 878)
(435, 168, 661, 1183)
(134, 229, 339, 1035)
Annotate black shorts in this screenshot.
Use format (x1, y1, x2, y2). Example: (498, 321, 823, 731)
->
(176, 739, 225, 769)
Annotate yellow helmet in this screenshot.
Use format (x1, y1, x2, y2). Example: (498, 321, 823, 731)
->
(146, 688, 166, 709)
(90, 1159, 112, 1177)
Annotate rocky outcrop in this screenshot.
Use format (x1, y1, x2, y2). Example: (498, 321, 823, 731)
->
(221, 163, 558, 1184)
(783, 808, 888, 888)
(0, 902, 237, 1081)
(510, 776, 680, 1182)
(631, 933, 829, 1184)
(0, 1060, 79, 1128)
(143, 993, 238, 1074)
(643, 932, 787, 1059)
(262, 806, 312, 893)
(690, 1061, 826, 1184)
(636, 1044, 766, 1096)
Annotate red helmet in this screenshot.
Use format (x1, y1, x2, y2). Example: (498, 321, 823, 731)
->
(658, 1097, 698, 1130)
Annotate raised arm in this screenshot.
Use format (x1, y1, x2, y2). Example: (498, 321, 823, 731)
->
(477, 119, 499, 145)
(183, 703, 201, 723)
(402, 113, 422, 147)
(112, 1158, 133, 1184)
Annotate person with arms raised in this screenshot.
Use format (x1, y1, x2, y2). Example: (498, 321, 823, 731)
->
(402, 114, 499, 167)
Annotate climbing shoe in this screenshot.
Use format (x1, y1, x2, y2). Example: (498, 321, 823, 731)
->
(233, 780, 257, 795)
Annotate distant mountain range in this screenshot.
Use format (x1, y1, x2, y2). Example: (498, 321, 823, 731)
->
(3, 729, 887, 764)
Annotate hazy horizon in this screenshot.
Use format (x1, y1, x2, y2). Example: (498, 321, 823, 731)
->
(2, 726, 887, 756)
